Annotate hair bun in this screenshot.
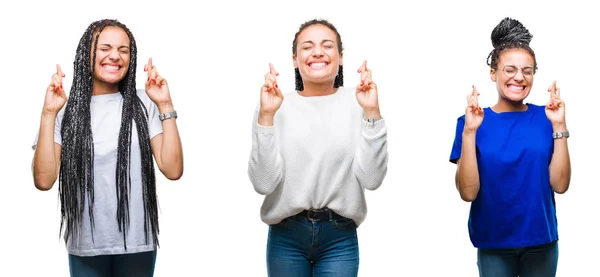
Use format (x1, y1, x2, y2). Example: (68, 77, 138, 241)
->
(490, 17, 533, 48)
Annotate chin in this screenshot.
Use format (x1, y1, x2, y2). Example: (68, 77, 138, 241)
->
(503, 94, 529, 103)
(95, 72, 124, 82)
(104, 77, 123, 83)
(303, 71, 334, 82)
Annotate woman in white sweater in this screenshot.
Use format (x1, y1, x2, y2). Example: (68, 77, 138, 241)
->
(248, 18, 389, 277)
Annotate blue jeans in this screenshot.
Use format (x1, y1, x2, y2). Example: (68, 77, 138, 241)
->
(267, 212, 360, 277)
(477, 241, 558, 277)
(68, 250, 157, 277)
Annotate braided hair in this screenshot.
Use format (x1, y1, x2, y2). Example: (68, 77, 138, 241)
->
(58, 19, 159, 250)
(292, 19, 344, 91)
(486, 17, 538, 73)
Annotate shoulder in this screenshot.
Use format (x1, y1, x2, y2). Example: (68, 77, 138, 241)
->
(527, 103, 547, 112)
(135, 88, 151, 102)
(526, 103, 552, 128)
(282, 91, 298, 98)
(337, 86, 355, 98)
(135, 88, 156, 108)
(526, 103, 550, 120)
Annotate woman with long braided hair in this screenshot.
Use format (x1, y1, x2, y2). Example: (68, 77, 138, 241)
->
(32, 19, 183, 276)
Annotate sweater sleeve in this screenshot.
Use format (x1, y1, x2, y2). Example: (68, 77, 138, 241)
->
(247, 107, 285, 195)
(352, 118, 388, 190)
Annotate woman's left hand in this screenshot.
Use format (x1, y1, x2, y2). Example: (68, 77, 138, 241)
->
(355, 60, 380, 118)
(145, 57, 172, 106)
(545, 80, 566, 127)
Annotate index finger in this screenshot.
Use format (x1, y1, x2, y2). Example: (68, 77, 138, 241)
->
(56, 64, 65, 78)
(147, 57, 153, 74)
(269, 62, 278, 76)
(470, 85, 481, 101)
(472, 85, 479, 97)
(548, 80, 560, 99)
(357, 60, 367, 73)
(553, 81, 561, 99)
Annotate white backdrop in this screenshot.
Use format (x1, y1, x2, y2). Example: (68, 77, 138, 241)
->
(1, 0, 598, 276)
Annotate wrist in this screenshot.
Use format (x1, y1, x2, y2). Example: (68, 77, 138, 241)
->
(41, 110, 58, 120)
(258, 111, 275, 126)
(157, 102, 174, 114)
(364, 108, 381, 119)
(462, 129, 477, 137)
(552, 123, 567, 132)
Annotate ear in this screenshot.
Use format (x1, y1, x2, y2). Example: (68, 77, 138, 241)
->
(339, 51, 343, 66)
(490, 68, 497, 82)
(293, 54, 298, 68)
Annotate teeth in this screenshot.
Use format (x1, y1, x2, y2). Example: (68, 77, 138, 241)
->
(309, 62, 327, 68)
(103, 65, 120, 70)
(507, 85, 525, 91)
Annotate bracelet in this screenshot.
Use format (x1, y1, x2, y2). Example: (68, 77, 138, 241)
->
(159, 111, 177, 121)
(552, 130, 569, 139)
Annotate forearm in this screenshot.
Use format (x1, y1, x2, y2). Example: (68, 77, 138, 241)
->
(248, 111, 284, 195)
(457, 131, 480, 202)
(549, 124, 571, 193)
(157, 102, 183, 180)
(33, 112, 59, 190)
(353, 117, 388, 190)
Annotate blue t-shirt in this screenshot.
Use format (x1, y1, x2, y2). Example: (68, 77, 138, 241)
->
(449, 104, 558, 249)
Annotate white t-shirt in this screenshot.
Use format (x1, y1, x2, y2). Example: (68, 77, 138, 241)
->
(32, 89, 163, 257)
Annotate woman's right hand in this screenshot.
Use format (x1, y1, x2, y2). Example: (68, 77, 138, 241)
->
(464, 85, 484, 133)
(259, 63, 284, 116)
(43, 64, 68, 115)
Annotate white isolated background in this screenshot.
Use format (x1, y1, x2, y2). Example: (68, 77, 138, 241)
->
(0, 0, 598, 276)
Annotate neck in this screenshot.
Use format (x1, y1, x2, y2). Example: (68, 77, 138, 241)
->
(298, 81, 337, 97)
(92, 80, 119, 96)
(493, 97, 527, 113)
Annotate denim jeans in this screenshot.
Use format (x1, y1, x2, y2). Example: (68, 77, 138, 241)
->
(68, 250, 157, 277)
(266, 212, 360, 277)
(477, 240, 558, 277)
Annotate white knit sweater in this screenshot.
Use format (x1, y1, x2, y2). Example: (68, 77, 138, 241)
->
(247, 86, 388, 226)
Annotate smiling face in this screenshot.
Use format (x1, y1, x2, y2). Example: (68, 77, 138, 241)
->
(490, 48, 535, 103)
(293, 24, 343, 86)
(91, 26, 131, 86)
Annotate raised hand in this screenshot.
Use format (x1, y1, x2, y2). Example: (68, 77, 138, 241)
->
(355, 60, 380, 114)
(260, 63, 284, 115)
(464, 85, 484, 133)
(44, 64, 68, 114)
(545, 81, 566, 126)
(144, 57, 172, 106)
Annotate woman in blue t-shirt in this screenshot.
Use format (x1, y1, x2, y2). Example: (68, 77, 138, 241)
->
(449, 17, 571, 277)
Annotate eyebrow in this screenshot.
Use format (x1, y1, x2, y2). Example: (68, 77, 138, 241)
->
(505, 64, 534, 68)
(302, 39, 335, 44)
(98, 43, 130, 49)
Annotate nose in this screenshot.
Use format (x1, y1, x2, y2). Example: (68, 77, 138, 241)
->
(108, 48, 120, 60)
(513, 69, 524, 81)
(311, 45, 324, 57)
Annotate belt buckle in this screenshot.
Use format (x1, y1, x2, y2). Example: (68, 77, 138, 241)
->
(307, 209, 321, 222)
(307, 209, 331, 222)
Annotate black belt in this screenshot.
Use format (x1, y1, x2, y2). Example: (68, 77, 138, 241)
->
(297, 208, 344, 222)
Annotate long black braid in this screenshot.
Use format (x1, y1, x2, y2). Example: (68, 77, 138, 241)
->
(292, 19, 344, 91)
(486, 17, 538, 73)
(59, 19, 159, 250)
